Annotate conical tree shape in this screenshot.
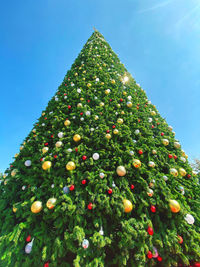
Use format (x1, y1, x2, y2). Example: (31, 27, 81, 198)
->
(0, 30, 200, 267)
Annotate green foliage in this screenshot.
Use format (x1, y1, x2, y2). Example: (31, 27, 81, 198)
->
(0, 30, 200, 266)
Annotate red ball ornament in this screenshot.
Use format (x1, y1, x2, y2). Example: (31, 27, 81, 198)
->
(178, 235, 183, 244)
(157, 256, 162, 262)
(193, 263, 200, 267)
(106, 130, 110, 133)
(44, 143, 48, 146)
(51, 134, 54, 138)
(138, 119, 141, 122)
(64, 93, 67, 95)
(157, 122, 160, 125)
(150, 205, 156, 213)
(109, 99, 112, 102)
(138, 150, 143, 155)
(161, 132, 164, 136)
(130, 184, 135, 190)
(44, 117, 47, 120)
(87, 100, 90, 103)
(168, 154, 173, 159)
(82, 155, 87, 161)
(54, 155, 57, 158)
(120, 98, 123, 102)
(69, 185, 75, 191)
(40, 158, 44, 161)
(137, 106, 139, 109)
(151, 125, 155, 129)
(108, 188, 113, 194)
(174, 155, 178, 160)
(75, 148, 78, 152)
(88, 203, 93, 210)
(147, 226, 154, 236)
(82, 179, 87, 185)
(80, 112, 83, 115)
(44, 262, 49, 267)
(187, 174, 191, 178)
(68, 105, 71, 109)
(147, 251, 153, 259)
(26, 235, 31, 242)
(112, 125, 116, 129)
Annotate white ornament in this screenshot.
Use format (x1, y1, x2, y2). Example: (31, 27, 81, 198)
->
(77, 88, 81, 93)
(80, 117, 84, 121)
(94, 96, 98, 100)
(72, 116, 76, 119)
(55, 141, 62, 148)
(96, 78, 99, 82)
(99, 172, 105, 179)
(99, 226, 104, 236)
(71, 83, 75, 87)
(86, 111, 91, 116)
(168, 125, 173, 131)
(135, 129, 140, 135)
(82, 239, 89, 249)
(25, 160, 32, 167)
(129, 151, 134, 156)
(58, 132, 64, 138)
(25, 238, 34, 254)
(132, 139, 137, 143)
(185, 214, 195, 225)
(127, 95, 132, 100)
(67, 148, 72, 153)
(148, 161, 155, 168)
(112, 181, 116, 188)
(93, 153, 99, 160)
(64, 96, 67, 99)
(55, 97, 58, 101)
(22, 186, 26, 190)
(180, 157, 186, 163)
(90, 128, 94, 132)
(163, 175, 168, 181)
(42, 123, 45, 126)
(148, 118, 153, 123)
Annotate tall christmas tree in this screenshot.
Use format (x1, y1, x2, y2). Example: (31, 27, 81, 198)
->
(0, 30, 200, 267)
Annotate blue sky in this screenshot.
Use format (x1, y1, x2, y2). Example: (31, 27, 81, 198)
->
(1, 0, 200, 173)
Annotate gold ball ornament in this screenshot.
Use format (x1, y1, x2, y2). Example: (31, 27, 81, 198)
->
(105, 133, 111, 139)
(117, 118, 123, 124)
(123, 199, 133, 213)
(116, 166, 126, 176)
(55, 141, 62, 148)
(179, 168, 186, 177)
(169, 200, 180, 213)
(168, 126, 173, 131)
(73, 134, 81, 142)
(66, 161, 76, 171)
(31, 201, 43, 214)
(87, 83, 91, 87)
(113, 129, 119, 135)
(100, 102, 104, 107)
(170, 168, 178, 177)
(42, 147, 49, 154)
(94, 115, 99, 120)
(133, 159, 141, 168)
(11, 169, 18, 177)
(121, 111, 125, 115)
(15, 153, 19, 158)
(174, 142, 181, 149)
(64, 119, 71, 126)
(13, 207, 17, 213)
(105, 89, 110, 95)
(46, 198, 57, 209)
(162, 139, 169, 146)
(152, 150, 157, 155)
(127, 102, 132, 108)
(20, 146, 24, 151)
(77, 103, 83, 108)
(75, 72, 78, 76)
(150, 110, 156, 116)
(42, 161, 52, 170)
(111, 79, 116, 84)
(123, 91, 127, 96)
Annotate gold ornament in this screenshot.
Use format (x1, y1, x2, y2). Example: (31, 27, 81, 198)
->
(169, 200, 180, 213)
(123, 199, 133, 213)
(174, 142, 181, 149)
(133, 159, 141, 168)
(162, 139, 169, 146)
(46, 198, 57, 209)
(66, 161, 76, 171)
(42, 112, 45, 116)
(31, 201, 43, 213)
(55, 141, 62, 148)
(64, 119, 71, 126)
(168, 126, 173, 131)
(152, 150, 157, 155)
(20, 146, 24, 151)
(42, 161, 52, 170)
(75, 72, 78, 76)
(73, 134, 81, 142)
(105, 89, 110, 95)
(179, 168, 186, 177)
(116, 166, 126, 176)
(150, 110, 156, 116)
(13, 207, 17, 213)
(111, 79, 116, 84)
(105, 133, 111, 139)
(123, 91, 127, 96)
(192, 170, 197, 176)
(100, 102, 104, 107)
(94, 115, 99, 120)
(170, 168, 178, 177)
(15, 153, 19, 158)
(117, 118, 123, 124)
(117, 104, 121, 108)
(87, 83, 91, 87)
(11, 169, 17, 177)
(121, 111, 125, 115)
(80, 97, 84, 101)
(113, 129, 119, 135)
(42, 147, 49, 154)
(127, 102, 132, 108)
(77, 103, 83, 108)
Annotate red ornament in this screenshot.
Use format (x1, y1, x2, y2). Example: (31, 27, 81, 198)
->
(68, 105, 71, 109)
(75, 148, 78, 152)
(109, 99, 112, 102)
(157, 256, 162, 262)
(138, 119, 141, 123)
(138, 150, 143, 155)
(26, 235, 31, 242)
(69, 185, 75, 191)
(193, 263, 200, 267)
(87, 100, 90, 103)
(53, 155, 57, 158)
(82, 155, 87, 161)
(108, 188, 113, 194)
(137, 106, 139, 109)
(51, 134, 54, 138)
(161, 132, 164, 136)
(106, 130, 110, 133)
(120, 98, 123, 102)
(130, 184, 135, 190)
(187, 174, 191, 178)
(80, 112, 83, 116)
(178, 235, 183, 244)
(174, 155, 177, 160)
(112, 125, 116, 129)
(88, 203, 93, 210)
(10, 165, 13, 168)
(44, 263, 49, 267)
(44, 143, 48, 146)
(64, 93, 67, 95)
(147, 251, 153, 259)
(44, 117, 47, 120)
(40, 158, 44, 161)
(150, 205, 156, 213)
(151, 125, 155, 129)
(147, 226, 154, 236)
(157, 122, 160, 125)
(82, 179, 87, 185)
(168, 154, 173, 159)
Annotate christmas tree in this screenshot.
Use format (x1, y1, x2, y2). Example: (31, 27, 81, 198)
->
(0, 30, 200, 267)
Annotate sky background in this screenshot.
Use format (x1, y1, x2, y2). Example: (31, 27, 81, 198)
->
(1, 0, 200, 173)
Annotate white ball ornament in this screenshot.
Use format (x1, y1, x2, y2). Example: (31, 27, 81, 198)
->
(148, 118, 153, 123)
(129, 151, 134, 156)
(25, 160, 32, 167)
(99, 172, 105, 179)
(185, 214, 195, 225)
(127, 95, 132, 100)
(163, 175, 168, 181)
(80, 117, 84, 121)
(86, 111, 91, 116)
(135, 129, 140, 135)
(58, 132, 64, 138)
(55, 141, 62, 148)
(174, 142, 181, 149)
(168, 126, 173, 131)
(148, 161, 155, 168)
(93, 153, 100, 160)
(82, 239, 89, 249)
(67, 148, 72, 153)
(77, 88, 81, 93)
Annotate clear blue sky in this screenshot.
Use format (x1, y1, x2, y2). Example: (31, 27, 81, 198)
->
(1, 0, 200, 173)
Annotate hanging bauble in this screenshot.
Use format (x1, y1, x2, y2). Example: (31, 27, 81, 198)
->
(129, 151, 134, 156)
(148, 161, 155, 168)
(46, 198, 56, 209)
(174, 142, 181, 149)
(55, 141, 62, 148)
(73, 134, 81, 142)
(25, 160, 32, 167)
(11, 169, 18, 177)
(127, 95, 132, 100)
(58, 132, 64, 138)
(116, 166, 126, 176)
(99, 102, 104, 107)
(42, 161, 52, 170)
(77, 103, 82, 108)
(77, 88, 81, 93)
(31, 201, 42, 213)
(113, 129, 119, 134)
(87, 83, 91, 87)
(134, 129, 140, 135)
(123, 199, 133, 213)
(99, 226, 104, 236)
(86, 111, 91, 116)
(99, 172, 105, 178)
(117, 118, 123, 124)
(169, 200, 180, 213)
(162, 139, 169, 146)
(93, 153, 99, 160)
(66, 161, 76, 171)
(184, 214, 195, 224)
(25, 238, 34, 254)
(147, 226, 154, 235)
(150, 110, 156, 116)
(13, 207, 17, 213)
(170, 168, 178, 177)
(168, 125, 173, 131)
(163, 175, 168, 181)
(180, 156, 186, 163)
(178, 235, 183, 244)
(147, 251, 153, 259)
(64, 119, 71, 126)
(179, 168, 186, 177)
(147, 188, 154, 197)
(127, 102, 132, 107)
(82, 239, 89, 249)
(42, 147, 49, 154)
(105, 133, 111, 139)
(151, 205, 156, 213)
(133, 159, 141, 168)
(63, 186, 69, 194)
(152, 150, 157, 154)
(26, 235, 31, 242)
(148, 118, 153, 123)
(105, 89, 110, 95)
(111, 79, 115, 84)
(94, 115, 99, 120)
(152, 247, 158, 258)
